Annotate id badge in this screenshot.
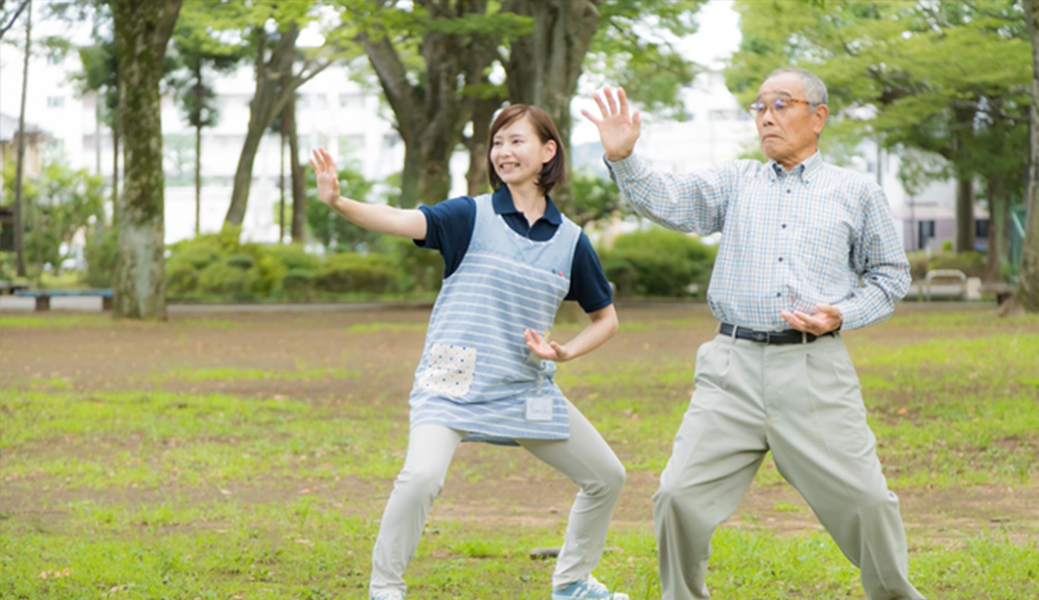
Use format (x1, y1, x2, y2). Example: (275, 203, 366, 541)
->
(525, 395, 553, 421)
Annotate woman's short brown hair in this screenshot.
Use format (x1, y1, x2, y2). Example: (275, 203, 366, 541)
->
(487, 104, 567, 195)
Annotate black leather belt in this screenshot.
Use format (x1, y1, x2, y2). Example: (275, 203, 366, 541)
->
(719, 322, 837, 345)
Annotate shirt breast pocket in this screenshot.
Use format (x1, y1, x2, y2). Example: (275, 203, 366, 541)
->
(805, 222, 852, 271)
(419, 343, 477, 398)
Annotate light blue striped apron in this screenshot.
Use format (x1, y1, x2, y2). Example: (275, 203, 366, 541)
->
(409, 193, 582, 444)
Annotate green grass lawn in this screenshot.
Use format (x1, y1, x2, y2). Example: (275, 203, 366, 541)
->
(1, 305, 1037, 599)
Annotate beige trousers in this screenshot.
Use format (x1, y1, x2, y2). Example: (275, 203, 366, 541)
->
(370, 400, 626, 598)
(654, 334, 925, 600)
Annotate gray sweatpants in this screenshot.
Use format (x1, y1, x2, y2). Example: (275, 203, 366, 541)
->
(654, 333, 925, 600)
(369, 400, 626, 597)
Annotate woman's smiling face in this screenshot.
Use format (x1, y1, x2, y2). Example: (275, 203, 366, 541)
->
(490, 115, 557, 190)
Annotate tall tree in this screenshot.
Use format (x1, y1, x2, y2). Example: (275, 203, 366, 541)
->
(1020, 0, 1039, 310)
(75, 20, 121, 220)
(342, 0, 703, 208)
(0, 0, 29, 41)
(727, 0, 1030, 262)
(170, 3, 247, 235)
(111, 0, 183, 320)
(11, 0, 31, 276)
(344, 0, 513, 207)
(283, 97, 307, 242)
(223, 1, 335, 227)
(500, 0, 703, 209)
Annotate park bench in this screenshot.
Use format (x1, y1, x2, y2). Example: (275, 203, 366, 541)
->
(921, 269, 968, 302)
(14, 289, 113, 311)
(0, 280, 29, 295)
(982, 282, 1015, 305)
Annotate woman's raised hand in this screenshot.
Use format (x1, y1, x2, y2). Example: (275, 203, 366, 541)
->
(309, 148, 341, 208)
(581, 87, 642, 162)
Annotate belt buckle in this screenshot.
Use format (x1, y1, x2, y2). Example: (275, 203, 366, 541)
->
(752, 331, 769, 343)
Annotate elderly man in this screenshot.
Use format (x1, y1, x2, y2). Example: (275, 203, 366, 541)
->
(583, 68, 925, 600)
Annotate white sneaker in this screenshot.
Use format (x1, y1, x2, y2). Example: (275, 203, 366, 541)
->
(552, 575, 629, 600)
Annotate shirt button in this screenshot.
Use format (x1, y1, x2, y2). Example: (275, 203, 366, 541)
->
(776, 292, 781, 298)
(786, 189, 792, 194)
(781, 224, 787, 229)
(778, 257, 784, 262)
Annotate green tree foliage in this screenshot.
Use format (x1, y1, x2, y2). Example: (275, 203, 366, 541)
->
(111, 0, 183, 320)
(569, 168, 622, 229)
(599, 227, 716, 297)
(304, 163, 384, 254)
(221, 0, 342, 228)
(169, 3, 248, 234)
(1, 159, 105, 276)
(1019, 0, 1039, 310)
(336, 0, 707, 210)
(727, 0, 1030, 271)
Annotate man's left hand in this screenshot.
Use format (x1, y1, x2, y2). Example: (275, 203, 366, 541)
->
(781, 303, 843, 335)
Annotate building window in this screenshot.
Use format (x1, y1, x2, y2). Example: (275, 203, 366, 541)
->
(48, 96, 64, 108)
(339, 93, 364, 108)
(975, 218, 990, 239)
(918, 220, 935, 250)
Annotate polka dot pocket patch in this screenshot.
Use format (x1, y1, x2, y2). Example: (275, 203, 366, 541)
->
(418, 343, 477, 398)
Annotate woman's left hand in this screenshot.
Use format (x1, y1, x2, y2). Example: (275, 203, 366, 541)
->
(524, 329, 571, 362)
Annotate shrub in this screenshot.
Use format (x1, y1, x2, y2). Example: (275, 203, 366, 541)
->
(226, 253, 256, 270)
(264, 243, 321, 272)
(388, 237, 443, 294)
(166, 260, 200, 298)
(198, 261, 259, 299)
(278, 268, 313, 301)
(907, 250, 987, 281)
(311, 252, 399, 294)
(83, 227, 118, 288)
(599, 227, 715, 297)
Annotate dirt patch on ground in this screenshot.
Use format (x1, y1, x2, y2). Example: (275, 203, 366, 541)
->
(2, 302, 1037, 546)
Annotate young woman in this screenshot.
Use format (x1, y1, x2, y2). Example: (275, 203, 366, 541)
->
(311, 104, 628, 600)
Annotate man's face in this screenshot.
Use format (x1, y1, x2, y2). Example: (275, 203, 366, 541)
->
(755, 73, 828, 168)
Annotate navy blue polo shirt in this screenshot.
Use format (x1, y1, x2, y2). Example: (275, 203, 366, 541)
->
(416, 187, 613, 313)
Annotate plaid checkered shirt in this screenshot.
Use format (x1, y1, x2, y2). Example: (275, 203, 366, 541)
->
(607, 151, 910, 331)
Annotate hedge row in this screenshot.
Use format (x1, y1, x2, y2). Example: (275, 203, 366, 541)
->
(83, 226, 716, 301)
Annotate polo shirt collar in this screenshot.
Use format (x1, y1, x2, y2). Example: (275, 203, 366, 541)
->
(491, 186, 562, 225)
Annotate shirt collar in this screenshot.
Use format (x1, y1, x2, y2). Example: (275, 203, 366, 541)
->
(492, 186, 562, 225)
(768, 150, 823, 184)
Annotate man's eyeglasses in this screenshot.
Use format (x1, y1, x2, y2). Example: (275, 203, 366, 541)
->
(747, 98, 813, 117)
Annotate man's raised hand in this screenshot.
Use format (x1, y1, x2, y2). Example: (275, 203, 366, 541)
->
(581, 87, 642, 162)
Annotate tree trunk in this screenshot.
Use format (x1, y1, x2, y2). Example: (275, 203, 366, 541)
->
(111, 0, 183, 320)
(1020, 0, 1039, 311)
(954, 175, 975, 253)
(359, 11, 471, 208)
(985, 174, 1009, 281)
(462, 28, 503, 196)
(194, 62, 202, 236)
(465, 96, 497, 196)
(285, 97, 306, 242)
(225, 23, 321, 228)
(112, 99, 120, 224)
(12, 0, 30, 277)
(279, 117, 286, 243)
(503, 0, 603, 211)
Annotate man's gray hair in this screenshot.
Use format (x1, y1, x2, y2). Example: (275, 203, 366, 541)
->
(767, 67, 828, 107)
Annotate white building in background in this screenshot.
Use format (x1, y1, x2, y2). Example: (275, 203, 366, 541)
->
(0, 35, 407, 245)
(2, 32, 968, 252)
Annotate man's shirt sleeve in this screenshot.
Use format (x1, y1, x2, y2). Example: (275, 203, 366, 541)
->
(833, 187, 911, 330)
(606, 153, 734, 236)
